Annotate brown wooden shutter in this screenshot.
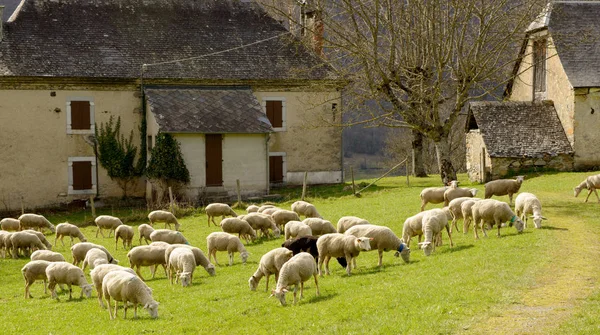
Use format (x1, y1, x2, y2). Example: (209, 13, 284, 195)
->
(266, 101, 283, 128)
(269, 156, 284, 183)
(71, 101, 91, 130)
(205, 134, 223, 186)
(533, 39, 546, 93)
(72, 161, 92, 190)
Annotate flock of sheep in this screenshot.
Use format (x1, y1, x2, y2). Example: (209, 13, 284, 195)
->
(2, 172, 600, 318)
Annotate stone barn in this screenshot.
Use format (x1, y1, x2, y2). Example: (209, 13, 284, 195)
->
(465, 101, 573, 182)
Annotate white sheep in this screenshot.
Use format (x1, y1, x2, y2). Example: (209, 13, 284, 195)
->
(55, 222, 87, 246)
(164, 244, 216, 277)
(148, 210, 181, 231)
(284, 220, 312, 240)
(249, 247, 293, 292)
(447, 197, 481, 234)
(46, 261, 93, 300)
(246, 205, 259, 213)
(90, 264, 137, 308)
(205, 203, 238, 227)
(243, 212, 281, 238)
(127, 245, 169, 280)
(419, 186, 448, 211)
(115, 224, 135, 250)
(138, 224, 155, 245)
(220, 217, 257, 244)
(418, 208, 453, 256)
(471, 199, 525, 239)
(261, 207, 282, 216)
(0, 230, 13, 258)
(83, 248, 111, 271)
(94, 215, 123, 238)
(10, 231, 47, 258)
(18, 213, 56, 233)
(1, 218, 20, 231)
(401, 211, 426, 248)
(71, 242, 118, 267)
(291, 200, 322, 218)
(515, 192, 547, 229)
(460, 199, 481, 233)
(344, 224, 410, 265)
(257, 204, 277, 213)
(22, 229, 53, 250)
(484, 176, 525, 205)
(31, 250, 66, 262)
(206, 232, 249, 266)
(336, 216, 370, 233)
(272, 209, 301, 231)
(316, 233, 371, 276)
(149, 229, 189, 245)
(573, 173, 600, 203)
(443, 182, 478, 206)
(270, 252, 319, 306)
(102, 270, 159, 319)
(302, 218, 336, 236)
(21, 260, 52, 298)
(168, 247, 196, 287)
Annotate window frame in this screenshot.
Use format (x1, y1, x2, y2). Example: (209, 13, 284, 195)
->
(269, 152, 287, 184)
(68, 157, 97, 195)
(263, 97, 286, 132)
(66, 97, 95, 134)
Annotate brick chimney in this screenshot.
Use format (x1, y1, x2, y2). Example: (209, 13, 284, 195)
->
(301, 5, 324, 57)
(0, 6, 4, 41)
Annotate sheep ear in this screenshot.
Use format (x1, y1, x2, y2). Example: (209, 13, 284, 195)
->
(542, 216, 548, 220)
(369, 238, 374, 241)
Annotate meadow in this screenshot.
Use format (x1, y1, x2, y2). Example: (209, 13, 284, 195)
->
(1, 171, 600, 334)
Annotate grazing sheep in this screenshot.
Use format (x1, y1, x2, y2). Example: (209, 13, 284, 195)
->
(138, 224, 155, 245)
(94, 215, 123, 238)
(344, 224, 410, 265)
(302, 218, 336, 236)
(90, 264, 137, 308)
(484, 176, 525, 205)
(0, 230, 13, 258)
(246, 205, 259, 213)
(316, 233, 371, 276)
(46, 261, 93, 300)
(22, 229, 53, 250)
(284, 221, 312, 240)
(164, 244, 216, 277)
(261, 207, 282, 216)
(22, 260, 52, 298)
(55, 223, 87, 246)
(206, 232, 249, 266)
(419, 186, 448, 211)
(102, 270, 159, 319)
(336, 216, 370, 233)
(127, 245, 169, 280)
(418, 208, 453, 256)
(31, 250, 66, 262)
(71, 242, 118, 267)
(148, 210, 181, 231)
(18, 213, 56, 233)
(243, 212, 281, 238)
(270, 252, 319, 306)
(515, 192, 546, 229)
(83, 248, 111, 271)
(401, 212, 427, 248)
(249, 247, 293, 292)
(573, 174, 600, 203)
(291, 200, 322, 218)
(257, 204, 277, 213)
(443, 182, 478, 206)
(281, 236, 348, 268)
(1, 218, 20, 231)
(168, 247, 196, 287)
(461, 199, 481, 234)
(272, 209, 301, 231)
(205, 203, 237, 227)
(447, 197, 481, 234)
(10, 231, 47, 258)
(115, 225, 135, 250)
(149, 229, 189, 245)
(220, 217, 257, 244)
(472, 199, 525, 239)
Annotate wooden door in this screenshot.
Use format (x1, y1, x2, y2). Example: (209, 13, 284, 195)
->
(269, 155, 284, 183)
(205, 134, 223, 186)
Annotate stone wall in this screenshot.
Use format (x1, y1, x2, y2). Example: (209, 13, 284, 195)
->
(489, 154, 574, 179)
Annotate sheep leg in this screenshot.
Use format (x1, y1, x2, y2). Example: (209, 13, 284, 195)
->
(124, 302, 128, 319)
(212, 251, 220, 266)
(482, 223, 489, 238)
(446, 224, 454, 247)
(133, 304, 138, 319)
(106, 296, 113, 319)
(207, 216, 211, 227)
(378, 250, 383, 267)
(585, 189, 593, 203)
(420, 201, 426, 212)
(24, 280, 31, 299)
(150, 265, 157, 279)
(229, 252, 233, 266)
(265, 274, 270, 292)
(112, 299, 119, 320)
(134, 266, 146, 281)
(497, 220, 502, 237)
(345, 254, 352, 276)
(473, 219, 480, 240)
(300, 280, 305, 300)
(292, 284, 298, 305)
(314, 273, 320, 296)
(318, 255, 324, 277)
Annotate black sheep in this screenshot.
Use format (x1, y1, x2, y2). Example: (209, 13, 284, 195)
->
(282, 236, 347, 268)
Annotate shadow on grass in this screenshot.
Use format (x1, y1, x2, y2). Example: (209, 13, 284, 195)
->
(305, 292, 339, 304)
(439, 244, 475, 254)
(539, 226, 569, 231)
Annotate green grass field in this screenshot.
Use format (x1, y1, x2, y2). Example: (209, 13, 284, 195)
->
(1, 172, 600, 334)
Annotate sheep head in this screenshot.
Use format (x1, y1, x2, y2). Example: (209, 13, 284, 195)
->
(144, 301, 159, 319)
(418, 241, 433, 256)
(248, 276, 258, 291)
(206, 264, 216, 276)
(179, 272, 191, 287)
(394, 242, 411, 263)
(270, 288, 288, 306)
(509, 215, 524, 233)
(241, 251, 250, 264)
(356, 237, 372, 251)
(530, 215, 547, 229)
(81, 284, 93, 298)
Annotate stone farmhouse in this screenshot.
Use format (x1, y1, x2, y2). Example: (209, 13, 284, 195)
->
(0, 0, 344, 210)
(466, 1, 600, 182)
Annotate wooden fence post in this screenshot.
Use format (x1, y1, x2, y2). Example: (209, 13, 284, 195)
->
(301, 172, 308, 201)
(236, 179, 242, 207)
(168, 187, 174, 212)
(89, 195, 96, 218)
(351, 167, 356, 196)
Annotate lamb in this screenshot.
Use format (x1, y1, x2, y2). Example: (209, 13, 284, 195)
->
(220, 217, 257, 244)
(127, 245, 169, 280)
(573, 173, 600, 203)
(164, 244, 216, 277)
(249, 247, 293, 292)
(271, 209, 301, 231)
(147, 210, 181, 231)
(336, 216, 370, 233)
(22, 229, 53, 250)
(206, 232, 249, 266)
(1, 218, 20, 231)
(419, 186, 448, 211)
(246, 205, 259, 213)
(31, 250, 66, 262)
(471, 199, 525, 239)
(401, 211, 427, 248)
(443, 181, 478, 206)
(22, 260, 52, 298)
(418, 208, 453, 256)
(10, 231, 47, 258)
(138, 224, 155, 245)
(344, 224, 410, 265)
(55, 222, 87, 246)
(461, 199, 481, 233)
(90, 264, 137, 308)
(46, 261, 93, 300)
(205, 203, 237, 227)
(243, 212, 281, 238)
(0, 230, 13, 258)
(168, 247, 196, 287)
(270, 252, 319, 306)
(102, 270, 159, 319)
(83, 248, 111, 271)
(514, 192, 547, 229)
(115, 224, 135, 250)
(149, 229, 189, 244)
(284, 221, 312, 240)
(316, 233, 371, 276)
(94, 215, 123, 238)
(303, 218, 336, 236)
(447, 197, 481, 233)
(291, 200, 322, 218)
(71, 242, 118, 267)
(484, 176, 525, 205)
(18, 213, 56, 233)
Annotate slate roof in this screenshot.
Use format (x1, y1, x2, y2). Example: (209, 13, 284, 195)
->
(466, 101, 573, 158)
(145, 87, 273, 134)
(0, 0, 336, 81)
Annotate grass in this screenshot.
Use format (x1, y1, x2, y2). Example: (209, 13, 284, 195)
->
(2, 172, 600, 334)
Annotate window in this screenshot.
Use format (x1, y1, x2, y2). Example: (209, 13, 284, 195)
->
(269, 152, 286, 184)
(263, 98, 286, 131)
(67, 98, 94, 134)
(68, 157, 97, 195)
(533, 39, 546, 94)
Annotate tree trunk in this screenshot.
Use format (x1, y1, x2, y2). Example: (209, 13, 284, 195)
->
(412, 129, 428, 177)
(434, 136, 457, 185)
